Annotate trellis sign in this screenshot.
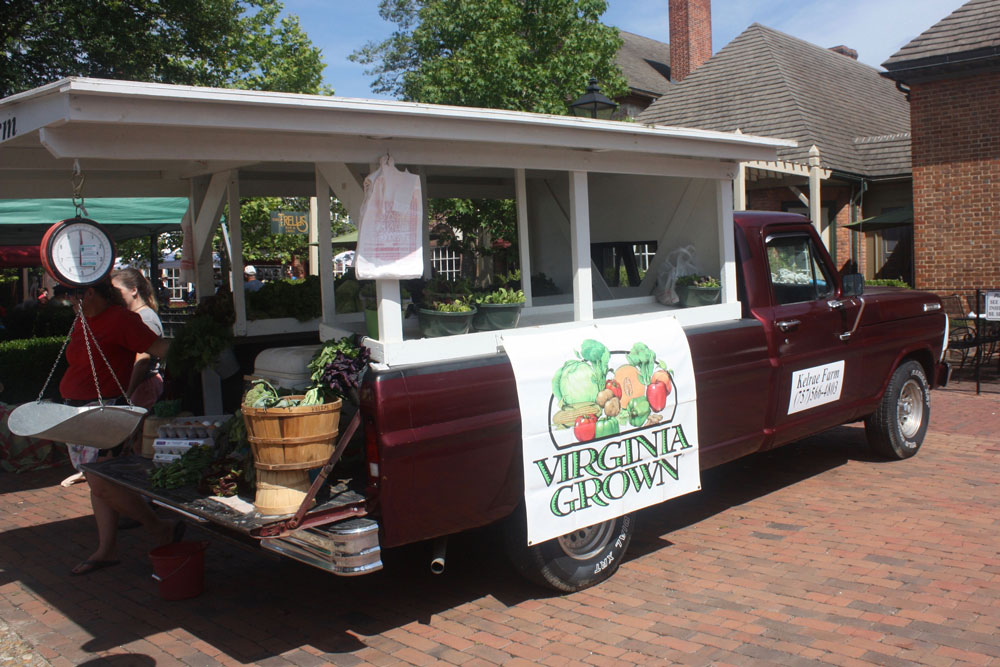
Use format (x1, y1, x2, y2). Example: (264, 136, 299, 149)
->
(270, 210, 309, 235)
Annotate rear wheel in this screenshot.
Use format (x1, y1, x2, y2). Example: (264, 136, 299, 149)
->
(505, 507, 634, 592)
(865, 360, 930, 460)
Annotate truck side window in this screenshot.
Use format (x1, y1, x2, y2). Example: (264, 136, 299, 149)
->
(766, 235, 833, 305)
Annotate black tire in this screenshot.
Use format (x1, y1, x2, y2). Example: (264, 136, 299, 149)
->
(504, 506, 635, 592)
(865, 360, 930, 460)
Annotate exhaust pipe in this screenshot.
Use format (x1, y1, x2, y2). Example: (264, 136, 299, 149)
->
(430, 537, 447, 574)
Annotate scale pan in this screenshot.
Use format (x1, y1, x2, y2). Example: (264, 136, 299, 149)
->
(8, 401, 147, 449)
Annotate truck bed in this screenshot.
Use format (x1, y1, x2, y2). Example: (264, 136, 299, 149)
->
(83, 456, 366, 538)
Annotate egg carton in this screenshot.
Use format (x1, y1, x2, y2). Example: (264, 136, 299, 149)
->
(152, 437, 215, 457)
(152, 452, 182, 467)
(158, 415, 228, 439)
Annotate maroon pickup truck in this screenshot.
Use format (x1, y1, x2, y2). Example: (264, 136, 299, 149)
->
(88, 211, 950, 592)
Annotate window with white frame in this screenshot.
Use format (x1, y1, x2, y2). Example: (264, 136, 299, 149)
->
(161, 268, 187, 301)
(632, 242, 656, 272)
(431, 246, 462, 280)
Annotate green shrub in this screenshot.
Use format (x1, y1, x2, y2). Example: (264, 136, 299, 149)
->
(246, 275, 321, 321)
(2, 303, 76, 340)
(865, 278, 911, 288)
(0, 336, 69, 404)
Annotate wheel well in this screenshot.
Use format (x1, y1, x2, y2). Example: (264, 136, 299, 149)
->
(903, 349, 935, 385)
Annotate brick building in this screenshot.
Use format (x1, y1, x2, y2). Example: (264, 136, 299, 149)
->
(880, 0, 1000, 296)
(636, 0, 915, 282)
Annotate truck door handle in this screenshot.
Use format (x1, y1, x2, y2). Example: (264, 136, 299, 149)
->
(776, 319, 801, 332)
(828, 299, 846, 309)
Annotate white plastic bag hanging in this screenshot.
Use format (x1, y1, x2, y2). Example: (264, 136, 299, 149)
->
(654, 245, 700, 305)
(355, 155, 424, 279)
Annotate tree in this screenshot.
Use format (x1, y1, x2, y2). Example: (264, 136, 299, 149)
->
(350, 0, 626, 113)
(1, 0, 327, 99)
(116, 197, 352, 269)
(351, 0, 627, 281)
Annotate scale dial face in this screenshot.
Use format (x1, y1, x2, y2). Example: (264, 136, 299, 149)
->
(41, 218, 116, 288)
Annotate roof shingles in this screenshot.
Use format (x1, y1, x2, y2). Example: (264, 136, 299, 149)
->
(882, 0, 1000, 69)
(638, 24, 910, 176)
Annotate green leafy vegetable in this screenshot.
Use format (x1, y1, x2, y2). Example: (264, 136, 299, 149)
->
(626, 342, 664, 386)
(149, 445, 215, 489)
(552, 339, 610, 408)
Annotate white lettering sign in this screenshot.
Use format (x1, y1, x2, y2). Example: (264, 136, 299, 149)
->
(985, 291, 1000, 322)
(503, 316, 700, 545)
(788, 360, 845, 414)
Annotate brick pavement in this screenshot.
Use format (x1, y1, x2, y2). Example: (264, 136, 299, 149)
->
(1, 378, 999, 666)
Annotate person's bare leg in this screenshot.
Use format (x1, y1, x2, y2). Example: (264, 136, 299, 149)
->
(90, 476, 175, 544)
(72, 475, 175, 570)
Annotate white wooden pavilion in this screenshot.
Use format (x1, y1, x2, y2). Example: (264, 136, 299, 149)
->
(0, 78, 792, 376)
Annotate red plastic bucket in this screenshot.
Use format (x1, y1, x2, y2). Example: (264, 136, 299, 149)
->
(149, 541, 207, 600)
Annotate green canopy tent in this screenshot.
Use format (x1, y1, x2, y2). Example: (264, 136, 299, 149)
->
(843, 206, 913, 232)
(0, 198, 188, 267)
(330, 229, 358, 246)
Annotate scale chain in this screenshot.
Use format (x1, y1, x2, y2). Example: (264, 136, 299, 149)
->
(35, 312, 79, 403)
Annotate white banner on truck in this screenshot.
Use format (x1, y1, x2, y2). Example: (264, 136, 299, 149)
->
(502, 315, 700, 545)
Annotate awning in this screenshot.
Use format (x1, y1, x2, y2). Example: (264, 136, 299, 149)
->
(844, 206, 913, 231)
(331, 230, 358, 245)
(0, 245, 41, 267)
(0, 198, 188, 245)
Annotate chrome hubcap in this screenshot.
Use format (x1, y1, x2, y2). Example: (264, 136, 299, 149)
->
(557, 520, 616, 560)
(897, 378, 924, 439)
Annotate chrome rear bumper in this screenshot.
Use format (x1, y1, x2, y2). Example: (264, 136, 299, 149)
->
(261, 517, 382, 576)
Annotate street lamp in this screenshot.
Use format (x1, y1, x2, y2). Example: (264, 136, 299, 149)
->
(568, 78, 618, 119)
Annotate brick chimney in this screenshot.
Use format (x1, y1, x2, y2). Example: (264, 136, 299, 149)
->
(829, 45, 858, 60)
(669, 0, 712, 82)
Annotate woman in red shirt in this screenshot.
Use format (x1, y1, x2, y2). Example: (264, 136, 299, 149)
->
(63, 280, 181, 576)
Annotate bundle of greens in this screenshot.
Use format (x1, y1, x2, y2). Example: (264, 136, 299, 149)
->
(307, 336, 371, 405)
(149, 445, 215, 489)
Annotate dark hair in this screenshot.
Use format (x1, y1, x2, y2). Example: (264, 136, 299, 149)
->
(111, 268, 158, 312)
(89, 278, 124, 307)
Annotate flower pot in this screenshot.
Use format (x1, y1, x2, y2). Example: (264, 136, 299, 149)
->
(364, 301, 409, 340)
(676, 285, 721, 307)
(472, 303, 523, 331)
(417, 307, 476, 337)
(364, 308, 379, 339)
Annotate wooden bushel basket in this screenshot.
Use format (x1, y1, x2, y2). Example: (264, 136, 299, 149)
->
(242, 397, 342, 515)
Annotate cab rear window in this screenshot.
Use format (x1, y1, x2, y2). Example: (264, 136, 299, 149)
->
(766, 235, 833, 305)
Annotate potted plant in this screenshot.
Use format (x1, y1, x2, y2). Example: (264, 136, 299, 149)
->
(472, 287, 525, 331)
(675, 274, 721, 307)
(417, 298, 477, 337)
(420, 276, 473, 306)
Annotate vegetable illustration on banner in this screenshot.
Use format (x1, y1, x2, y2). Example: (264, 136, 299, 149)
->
(355, 154, 424, 279)
(503, 316, 701, 545)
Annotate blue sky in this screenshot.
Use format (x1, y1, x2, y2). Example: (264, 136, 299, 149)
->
(280, 0, 967, 99)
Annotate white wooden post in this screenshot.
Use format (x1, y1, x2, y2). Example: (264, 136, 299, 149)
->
(191, 171, 230, 300)
(308, 197, 319, 276)
(419, 167, 431, 279)
(569, 171, 593, 321)
(376, 280, 403, 343)
(228, 175, 247, 336)
(808, 145, 823, 244)
(733, 129, 747, 211)
(716, 180, 737, 305)
(314, 168, 336, 324)
(515, 168, 533, 307)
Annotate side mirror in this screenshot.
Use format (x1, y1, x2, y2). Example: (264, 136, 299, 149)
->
(841, 273, 864, 297)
